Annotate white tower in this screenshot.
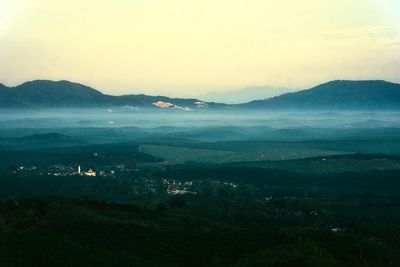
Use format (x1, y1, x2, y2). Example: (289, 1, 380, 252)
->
(77, 165, 81, 175)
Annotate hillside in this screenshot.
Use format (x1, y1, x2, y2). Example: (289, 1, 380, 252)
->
(241, 80, 400, 110)
(0, 80, 224, 109)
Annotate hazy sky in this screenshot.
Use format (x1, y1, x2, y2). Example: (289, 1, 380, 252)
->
(1, 0, 400, 97)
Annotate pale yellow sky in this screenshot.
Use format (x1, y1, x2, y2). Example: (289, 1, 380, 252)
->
(0, 0, 400, 97)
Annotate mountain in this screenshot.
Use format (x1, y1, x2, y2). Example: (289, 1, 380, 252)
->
(7, 80, 111, 107)
(201, 85, 297, 104)
(0, 80, 225, 110)
(2, 79, 400, 110)
(240, 80, 400, 110)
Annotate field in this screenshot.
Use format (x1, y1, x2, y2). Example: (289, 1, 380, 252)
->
(139, 144, 347, 163)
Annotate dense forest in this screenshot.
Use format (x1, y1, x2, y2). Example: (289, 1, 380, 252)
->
(0, 162, 400, 266)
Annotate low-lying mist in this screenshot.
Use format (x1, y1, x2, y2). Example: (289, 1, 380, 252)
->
(1, 108, 400, 130)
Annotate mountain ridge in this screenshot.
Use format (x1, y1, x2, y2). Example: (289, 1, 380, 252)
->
(0, 80, 225, 110)
(1, 79, 400, 110)
(240, 80, 400, 110)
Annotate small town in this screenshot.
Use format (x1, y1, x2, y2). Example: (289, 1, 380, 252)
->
(11, 164, 116, 178)
(8, 162, 241, 198)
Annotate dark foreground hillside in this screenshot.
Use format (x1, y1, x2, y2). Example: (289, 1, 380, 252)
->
(1, 160, 400, 267)
(0, 197, 399, 267)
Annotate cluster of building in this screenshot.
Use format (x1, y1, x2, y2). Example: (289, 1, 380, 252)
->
(162, 179, 197, 195)
(161, 178, 240, 195)
(10, 164, 119, 178)
(77, 165, 97, 177)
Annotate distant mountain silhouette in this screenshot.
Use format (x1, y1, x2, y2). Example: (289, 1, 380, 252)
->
(240, 80, 400, 110)
(0, 80, 225, 109)
(201, 85, 298, 104)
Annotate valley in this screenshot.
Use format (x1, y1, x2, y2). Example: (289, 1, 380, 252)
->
(1, 83, 400, 266)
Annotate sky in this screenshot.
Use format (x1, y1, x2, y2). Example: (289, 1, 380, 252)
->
(0, 0, 400, 97)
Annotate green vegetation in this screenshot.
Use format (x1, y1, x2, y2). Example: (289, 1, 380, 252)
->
(225, 154, 400, 174)
(139, 144, 234, 163)
(0, 192, 399, 267)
